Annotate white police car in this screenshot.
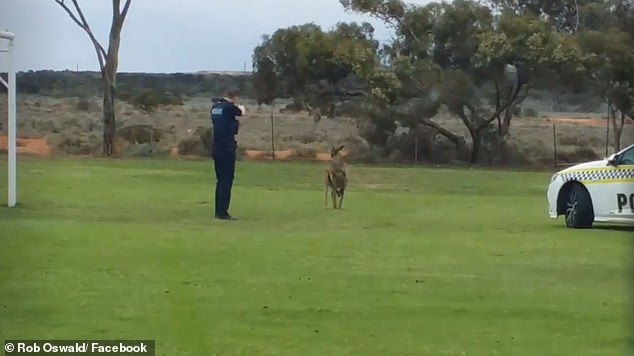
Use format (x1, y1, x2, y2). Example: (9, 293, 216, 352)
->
(547, 144, 634, 228)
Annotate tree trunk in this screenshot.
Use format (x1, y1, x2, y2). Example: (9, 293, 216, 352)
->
(469, 127, 481, 164)
(419, 118, 466, 158)
(53, 0, 131, 157)
(100, 5, 125, 157)
(102, 80, 116, 156)
(500, 106, 513, 138)
(612, 110, 625, 152)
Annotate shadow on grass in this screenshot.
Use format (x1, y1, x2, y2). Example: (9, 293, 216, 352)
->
(592, 225, 634, 233)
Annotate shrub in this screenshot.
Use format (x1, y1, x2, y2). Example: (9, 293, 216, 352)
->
(118, 125, 163, 144)
(56, 136, 100, 155)
(353, 146, 386, 164)
(123, 143, 168, 157)
(288, 144, 316, 159)
(522, 107, 539, 117)
(559, 147, 599, 163)
(76, 97, 93, 111)
(388, 129, 438, 163)
(488, 142, 529, 166)
(123, 89, 184, 113)
(177, 127, 212, 156)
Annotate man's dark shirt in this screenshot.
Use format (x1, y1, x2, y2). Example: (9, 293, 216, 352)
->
(210, 98, 242, 156)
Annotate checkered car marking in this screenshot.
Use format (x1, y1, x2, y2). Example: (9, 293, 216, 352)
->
(561, 167, 634, 183)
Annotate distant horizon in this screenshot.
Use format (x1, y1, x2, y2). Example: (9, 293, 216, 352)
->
(12, 69, 254, 75)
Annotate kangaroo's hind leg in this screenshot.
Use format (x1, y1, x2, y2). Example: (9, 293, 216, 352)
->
(338, 189, 345, 209)
(331, 187, 338, 209)
(324, 170, 331, 208)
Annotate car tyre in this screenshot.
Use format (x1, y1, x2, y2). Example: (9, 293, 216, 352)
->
(564, 183, 594, 228)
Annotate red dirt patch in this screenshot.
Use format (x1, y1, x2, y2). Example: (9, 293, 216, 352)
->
(548, 117, 631, 127)
(242, 149, 349, 161)
(0, 136, 53, 156)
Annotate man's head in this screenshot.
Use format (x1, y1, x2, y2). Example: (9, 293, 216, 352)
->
(225, 86, 240, 103)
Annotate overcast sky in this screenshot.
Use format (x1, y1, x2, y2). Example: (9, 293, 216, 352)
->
(0, 0, 430, 73)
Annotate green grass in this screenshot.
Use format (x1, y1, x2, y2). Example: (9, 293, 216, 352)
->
(0, 158, 632, 355)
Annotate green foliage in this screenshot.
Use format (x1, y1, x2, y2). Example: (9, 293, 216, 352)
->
(252, 21, 379, 112)
(16, 71, 252, 99)
(121, 89, 184, 113)
(123, 143, 169, 158)
(56, 135, 101, 155)
(76, 97, 93, 111)
(522, 107, 539, 117)
(576, 8, 634, 124)
(252, 43, 278, 105)
(117, 125, 164, 144)
(176, 127, 212, 156)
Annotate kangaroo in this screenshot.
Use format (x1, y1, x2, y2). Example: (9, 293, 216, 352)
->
(324, 145, 348, 209)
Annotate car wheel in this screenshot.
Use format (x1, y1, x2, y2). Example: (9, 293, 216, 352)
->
(564, 183, 594, 228)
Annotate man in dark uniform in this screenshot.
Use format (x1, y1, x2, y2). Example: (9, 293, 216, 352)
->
(210, 87, 245, 220)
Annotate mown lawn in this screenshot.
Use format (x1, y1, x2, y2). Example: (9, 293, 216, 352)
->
(0, 158, 632, 355)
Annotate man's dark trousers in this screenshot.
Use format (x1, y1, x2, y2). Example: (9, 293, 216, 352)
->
(213, 150, 235, 218)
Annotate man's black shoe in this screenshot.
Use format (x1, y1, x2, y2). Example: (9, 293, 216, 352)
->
(215, 214, 237, 221)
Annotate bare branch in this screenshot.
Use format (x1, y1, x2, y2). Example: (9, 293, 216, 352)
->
(53, 0, 107, 69)
(419, 117, 463, 145)
(574, 0, 580, 33)
(494, 80, 502, 135)
(70, 0, 107, 58)
(121, 0, 133, 20)
(113, 0, 121, 18)
(53, 0, 84, 28)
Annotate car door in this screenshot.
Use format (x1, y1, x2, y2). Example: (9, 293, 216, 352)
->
(594, 146, 634, 221)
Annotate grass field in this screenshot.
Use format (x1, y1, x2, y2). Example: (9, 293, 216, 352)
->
(0, 158, 632, 355)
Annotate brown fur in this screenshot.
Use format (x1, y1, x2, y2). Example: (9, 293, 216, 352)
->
(324, 145, 348, 209)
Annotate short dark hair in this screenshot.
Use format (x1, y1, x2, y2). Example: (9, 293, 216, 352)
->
(226, 86, 240, 98)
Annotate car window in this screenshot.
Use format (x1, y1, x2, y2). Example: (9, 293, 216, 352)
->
(618, 147, 634, 165)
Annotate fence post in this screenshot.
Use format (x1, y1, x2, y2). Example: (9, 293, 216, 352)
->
(414, 135, 419, 165)
(605, 100, 610, 157)
(553, 122, 557, 169)
(270, 109, 275, 160)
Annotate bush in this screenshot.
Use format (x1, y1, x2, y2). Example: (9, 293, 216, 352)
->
(428, 136, 464, 164)
(76, 97, 93, 111)
(122, 89, 184, 113)
(524, 145, 554, 165)
(559, 147, 599, 163)
(575, 97, 603, 113)
(118, 125, 163, 144)
(296, 133, 318, 144)
(559, 135, 578, 146)
(353, 146, 386, 164)
(388, 128, 438, 163)
(289, 144, 316, 159)
(177, 137, 209, 156)
(123, 143, 168, 157)
(177, 127, 212, 156)
(522, 107, 539, 117)
(56, 136, 101, 155)
(487, 142, 529, 166)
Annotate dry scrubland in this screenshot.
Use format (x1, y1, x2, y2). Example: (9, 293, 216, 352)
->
(0, 95, 632, 165)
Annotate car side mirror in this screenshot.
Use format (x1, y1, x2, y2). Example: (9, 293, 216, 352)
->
(607, 153, 618, 166)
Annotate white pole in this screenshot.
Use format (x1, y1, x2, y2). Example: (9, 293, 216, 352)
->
(1, 31, 16, 207)
(8, 36, 16, 207)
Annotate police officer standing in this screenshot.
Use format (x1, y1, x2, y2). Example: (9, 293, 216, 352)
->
(210, 87, 246, 220)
